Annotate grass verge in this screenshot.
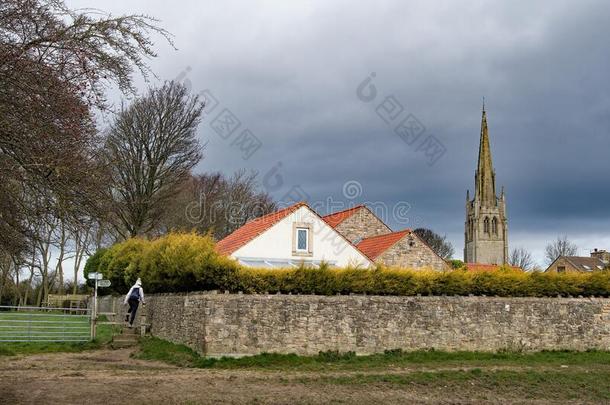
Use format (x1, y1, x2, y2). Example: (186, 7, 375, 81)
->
(135, 336, 610, 371)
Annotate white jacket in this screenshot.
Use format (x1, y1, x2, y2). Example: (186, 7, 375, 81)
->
(124, 284, 145, 304)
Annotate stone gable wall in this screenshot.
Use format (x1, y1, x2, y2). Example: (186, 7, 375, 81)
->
(376, 235, 448, 271)
(101, 294, 610, 356)
(334, 208, 391, 243)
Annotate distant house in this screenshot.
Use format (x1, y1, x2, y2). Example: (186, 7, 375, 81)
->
(216, 202, 448, 270)
(545, 252, 607, 273)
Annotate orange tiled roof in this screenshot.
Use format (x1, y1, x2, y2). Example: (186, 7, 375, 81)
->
(355, 230, 411, 261)
(465, 263, 522, 272)
(322, 205, 364, 227)
(216, 202, 306, 256)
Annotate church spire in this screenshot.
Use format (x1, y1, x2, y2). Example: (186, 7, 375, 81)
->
(475, 102, 496, 206)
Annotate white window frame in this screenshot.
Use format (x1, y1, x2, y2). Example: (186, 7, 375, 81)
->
(296, 227, 309, 253)
(292, 222, 313, 256)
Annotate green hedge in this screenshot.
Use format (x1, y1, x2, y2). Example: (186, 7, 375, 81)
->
(85, 233, 610, 297)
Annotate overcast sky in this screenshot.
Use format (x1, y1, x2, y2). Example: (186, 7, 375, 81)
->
(69, 0, 610, 267)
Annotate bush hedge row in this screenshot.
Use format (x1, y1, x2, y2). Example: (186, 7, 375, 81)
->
(84, 233, 610, 297)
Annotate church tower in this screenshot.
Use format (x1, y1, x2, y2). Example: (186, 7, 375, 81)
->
(464, 104, 508, 264)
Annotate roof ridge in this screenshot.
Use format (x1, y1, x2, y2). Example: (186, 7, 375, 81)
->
(322, 204, 365, 218)
(247, 201, 306, 223)
(322, 204, 366, 227)
(358, 229, 411, 242)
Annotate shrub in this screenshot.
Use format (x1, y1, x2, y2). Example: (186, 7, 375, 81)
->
(85, 232, 239, 294)
(84, 233, 610, 297)
(98, 238, 148, 294)
(139, 232, 239, 293)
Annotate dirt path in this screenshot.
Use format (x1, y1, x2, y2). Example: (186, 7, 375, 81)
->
(0, 349, 599, 404)
(0, 348, 427, 405)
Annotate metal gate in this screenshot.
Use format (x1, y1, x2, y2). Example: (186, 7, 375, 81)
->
(0, 305, 92, 343)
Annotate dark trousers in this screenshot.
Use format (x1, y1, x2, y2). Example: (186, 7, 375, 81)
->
(127, 298, 139, 325)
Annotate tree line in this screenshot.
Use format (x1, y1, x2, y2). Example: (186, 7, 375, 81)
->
(0, 0, 274, 306)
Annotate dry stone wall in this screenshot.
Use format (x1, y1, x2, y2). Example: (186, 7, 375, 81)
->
(101, 293, 610, 356)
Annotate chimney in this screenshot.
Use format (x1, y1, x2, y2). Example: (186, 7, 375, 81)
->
(590, 249, 610, 264)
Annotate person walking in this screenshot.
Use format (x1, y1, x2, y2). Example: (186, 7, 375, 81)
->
(124, 278, 145, 327)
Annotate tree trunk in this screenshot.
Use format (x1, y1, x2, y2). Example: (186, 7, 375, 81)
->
(0, 255, 11, 305)
(22, 250, 36, 306)
(56, 221, 67, 295)
(72, 228, 89, 295)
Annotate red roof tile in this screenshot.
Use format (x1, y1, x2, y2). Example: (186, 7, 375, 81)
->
(216, 202, 306, 256)
(465, 263, 522, 272)
(322, 205, 365, 228)
(355, 230, 411, 261)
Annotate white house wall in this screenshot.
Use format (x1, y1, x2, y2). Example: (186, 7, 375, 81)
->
(232, 206, 372, 268)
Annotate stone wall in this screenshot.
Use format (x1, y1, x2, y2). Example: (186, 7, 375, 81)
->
(376, 234, 448, 271)
(334, 207, 391, 243)
(102, 293, 610, 356)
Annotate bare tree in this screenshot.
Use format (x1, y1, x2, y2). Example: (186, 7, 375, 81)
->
(413, 228, 455, 260)
(69, 222, 94, 294)
(545, 235, 578, 265)
(33, 214, 59, 306)
(160, 170, 277, 240)
(509, 247, 535, 271)
(104, 81, 204, 238)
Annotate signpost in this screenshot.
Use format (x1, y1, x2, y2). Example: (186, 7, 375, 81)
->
(88, 272, 111, 339)
(98, 280, 111, 288)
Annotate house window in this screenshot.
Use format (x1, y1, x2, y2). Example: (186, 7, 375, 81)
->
(292, 222, 313, 256)
(557, 266, 566, 273)
(296, 228, 308, 252)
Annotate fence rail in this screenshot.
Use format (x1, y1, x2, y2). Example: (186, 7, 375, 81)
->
(0, 305, 92, 343)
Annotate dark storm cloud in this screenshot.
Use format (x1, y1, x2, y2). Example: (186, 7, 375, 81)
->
(69, 0, 610, 265)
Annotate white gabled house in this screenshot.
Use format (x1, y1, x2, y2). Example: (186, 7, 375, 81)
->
(216, 202, 373, 268)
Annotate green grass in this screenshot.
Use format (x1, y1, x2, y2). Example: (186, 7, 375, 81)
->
(307, 369, 610, 401)
(135, 337, 610, 371)
(0, 312, 118, 356)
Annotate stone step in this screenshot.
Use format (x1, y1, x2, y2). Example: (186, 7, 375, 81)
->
(114, 334, 138, 341)
(111, 340, 137, 349)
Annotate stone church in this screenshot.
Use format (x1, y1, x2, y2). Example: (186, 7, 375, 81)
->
(464, 106, 508, 264)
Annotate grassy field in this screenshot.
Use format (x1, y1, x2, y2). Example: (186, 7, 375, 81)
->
(0, 311, 117, 356)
